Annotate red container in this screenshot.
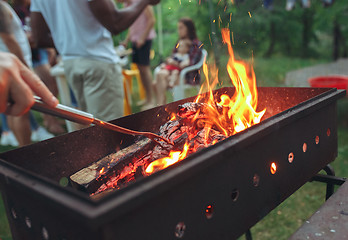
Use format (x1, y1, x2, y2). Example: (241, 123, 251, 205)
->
(308, 75, 348, 90)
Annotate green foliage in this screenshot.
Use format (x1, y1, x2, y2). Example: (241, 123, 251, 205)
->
(115, 0, 346, 67)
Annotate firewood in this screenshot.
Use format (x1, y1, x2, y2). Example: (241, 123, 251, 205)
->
(70, 102, 228, 196)
(70, 138, 153, 193)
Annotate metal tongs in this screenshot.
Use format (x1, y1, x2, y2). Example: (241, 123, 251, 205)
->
(32, 96, 172, 145)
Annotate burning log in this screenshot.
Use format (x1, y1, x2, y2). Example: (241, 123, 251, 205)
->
(70, 102, 227, 196)
(70, 138, 153, 193)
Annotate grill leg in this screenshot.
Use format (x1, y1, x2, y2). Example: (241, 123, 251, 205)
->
(310, 164, 346, 200)
(322, 165, 335, 200)
(245, 229, 252, 240)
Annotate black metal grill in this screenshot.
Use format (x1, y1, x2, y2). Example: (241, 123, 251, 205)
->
(0, 87, 345, 240)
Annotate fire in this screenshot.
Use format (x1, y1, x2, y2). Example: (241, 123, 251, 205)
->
(145, 143, 189, 174)
(270, 162, 277, 174)
(144, 28, 266, 175)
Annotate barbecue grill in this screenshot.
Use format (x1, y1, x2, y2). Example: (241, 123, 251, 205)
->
(0, 87, 345, 240)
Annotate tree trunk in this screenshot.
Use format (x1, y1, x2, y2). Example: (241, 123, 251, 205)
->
(333, 18, 340, 60)
(301, 9, 310, 58)
(264, 20, 275, 58)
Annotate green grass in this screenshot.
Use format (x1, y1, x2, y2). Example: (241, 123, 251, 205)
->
(1, 56, 347, 240)
(0, 194, 11, 240)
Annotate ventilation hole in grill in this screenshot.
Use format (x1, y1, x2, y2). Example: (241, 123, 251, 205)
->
(253, 174, 260, 187)
(175, 222, 186, 238)
(270, 162, 277, 175)
(303, 143, 307, 152)
(25, 216, 32, 228)
(11, 208, 17, 219)
(231, 189, 239, 202)
(205, 204, 214, 219)
(327, 128, 331, 137)
(59, 177, 69, 187)
(315, 136, 320, 145)
(42, 227, 49, 240)
(288, 153, 294, 163)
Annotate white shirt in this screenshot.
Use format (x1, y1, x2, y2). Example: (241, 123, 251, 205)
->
(0, 1, 32, 68)
(30, 0, 120, 63)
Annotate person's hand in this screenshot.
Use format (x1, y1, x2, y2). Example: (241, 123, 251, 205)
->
(0, 52, 58, 116)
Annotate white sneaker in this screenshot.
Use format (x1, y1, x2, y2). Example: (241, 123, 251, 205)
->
(31, 126, 54, 142)
(0, 131, 19, 147)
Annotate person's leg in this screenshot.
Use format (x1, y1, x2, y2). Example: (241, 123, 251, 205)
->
(63, 59, 87, 112)
(34, 49, 65, 134)
(7, 114, 31, 146)
(137, 64, 155, 106)
(132, 40, 155, 108)
(168, 70, 180, 88)
(154, 69, 170, 105)
(0, 114, 18, 146)
(0, 113, 10, 132)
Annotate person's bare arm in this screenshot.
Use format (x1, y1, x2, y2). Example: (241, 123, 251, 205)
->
(88, 0, 159, 35)
(0, 33, 29, 66)
(0, 3, 28, 66)
(30, 12, 55, 48)
(135, 6, 155, 48)
(0, 52, 58, 116)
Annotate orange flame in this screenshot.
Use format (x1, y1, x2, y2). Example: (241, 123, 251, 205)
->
(145, 28, 265, 175)
(145, 143, 189, 175)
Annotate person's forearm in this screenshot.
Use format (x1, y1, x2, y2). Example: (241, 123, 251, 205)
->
(0, 34, 28, 67)
(34, 34, 55, 48)
(89, 0, 153, 35)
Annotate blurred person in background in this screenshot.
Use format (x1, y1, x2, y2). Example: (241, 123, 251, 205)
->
(120, 0, 156, 111)
(31, 0, 160, 123)
(153, 17, 202, 105)
(13, 0, 65, 135)
(0, 0, 34, 146)
(0, 0, 55, 147)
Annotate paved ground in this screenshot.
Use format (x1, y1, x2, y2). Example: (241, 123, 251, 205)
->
(285, 58, 348, 87)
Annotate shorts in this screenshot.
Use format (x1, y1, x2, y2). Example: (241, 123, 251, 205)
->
(132, 40, 152, 66)
(165, 64, 181, 72)
(63, 58, 124, 121)
(32, 49, 49, 68)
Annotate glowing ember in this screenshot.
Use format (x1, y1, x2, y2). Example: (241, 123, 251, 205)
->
(270, 162, 277, 174)
(145, 143, 189, 174)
